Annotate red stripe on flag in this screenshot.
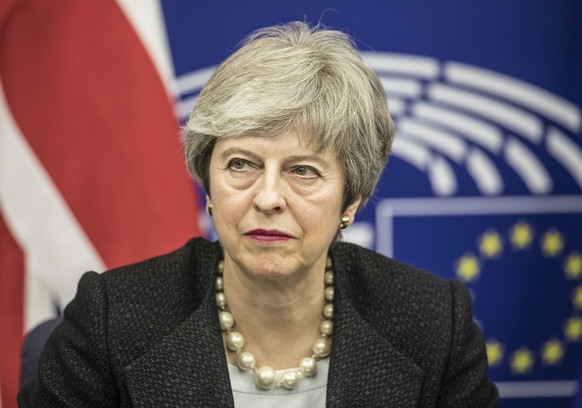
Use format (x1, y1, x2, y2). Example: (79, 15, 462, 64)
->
(0, 215, 24, 408)
(0, 0, 200, 269)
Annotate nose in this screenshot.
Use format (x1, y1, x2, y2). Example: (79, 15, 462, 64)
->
(252, 171, 287, 214)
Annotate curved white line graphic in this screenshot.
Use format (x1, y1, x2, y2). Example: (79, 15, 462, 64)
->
(387, 98, 406, 115)
(380, 78, 422, 97)
(428, 84, 544, 143)
(466, 148, 504, 195)
(392, 137, 457, 196)
(504, 138, 552, 193)
(411, 103, 504, 153)
(445, 62, 581, 133)
(399, 119, 467, 163)
(546, 127, 582, 189)
(362, 52, 439, 78)
(428, 155, 457, 196)
(399, 121, 504, 195)
(391, 137, 432, 170)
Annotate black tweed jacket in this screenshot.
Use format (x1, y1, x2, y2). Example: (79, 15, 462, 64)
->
(19, 238, 498, 407)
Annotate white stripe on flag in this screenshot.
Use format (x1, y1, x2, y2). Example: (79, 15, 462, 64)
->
(115, 0, 179, 99)
(0, 81, 106, 331)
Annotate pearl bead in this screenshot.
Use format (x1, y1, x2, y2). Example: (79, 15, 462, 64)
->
(324, 286, 334, 302)
(326, 257, 333, 269)
(219, 311, 234, 330)
(217, 260, 224, 275)
(255, 366, 276, 390)
(215, 292, 226, 308)
(237, 352, 256, 371)
(281, 371, 298, 390)
(324, 271, 334, 285)
(313, 337, 331, 357)
(299, 357, 317, 376)
(226, 331, 245, 351)
(323, 304, 333, 319)
(215, 276, 223, 291)
(320, 320, 333, 335)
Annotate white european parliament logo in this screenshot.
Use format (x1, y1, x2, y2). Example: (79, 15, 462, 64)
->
(361, 52, 581, 197)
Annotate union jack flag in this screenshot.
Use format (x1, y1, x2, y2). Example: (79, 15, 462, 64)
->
(0, 2, 201, 406)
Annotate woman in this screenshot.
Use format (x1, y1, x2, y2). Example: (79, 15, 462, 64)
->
(19, 22, 498, 407)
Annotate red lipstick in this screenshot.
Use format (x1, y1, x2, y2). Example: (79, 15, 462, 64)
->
(245, 229, 292, 242)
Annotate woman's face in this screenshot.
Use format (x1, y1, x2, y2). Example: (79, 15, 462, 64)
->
(208, 131, 360, 282)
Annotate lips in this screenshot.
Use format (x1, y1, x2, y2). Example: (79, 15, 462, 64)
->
(245, 229, 292, 242)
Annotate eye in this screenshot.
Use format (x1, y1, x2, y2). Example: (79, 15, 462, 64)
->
(228, 158, 251, 171)
(292, 166, 319, 178)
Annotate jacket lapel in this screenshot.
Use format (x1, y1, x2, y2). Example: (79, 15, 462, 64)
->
(326, 247, 425, 407)
(123, 244, 235, 408)
(327, 295, 424, 407)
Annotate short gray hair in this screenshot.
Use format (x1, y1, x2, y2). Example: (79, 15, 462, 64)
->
(184, 21, 395, 210)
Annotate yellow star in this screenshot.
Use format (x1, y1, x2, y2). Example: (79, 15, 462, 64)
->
(486, 340, 504, 366)
(479, 230, 503, 258)
(541, 229, 565, 257)
(565, 252, 582, 280)
(541, 338, 564, 365)
(573, 286, 582, 310)
(565, 316, 582, 341)
(456, 254, 481, 282)
(510, 347, 534, 374)
(510, 221, 534, 249)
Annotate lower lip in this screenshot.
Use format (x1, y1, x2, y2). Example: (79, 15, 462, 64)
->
(246, 234, 291, 242)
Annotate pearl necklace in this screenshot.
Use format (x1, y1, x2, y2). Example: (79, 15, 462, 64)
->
(215, 257, 335, 390)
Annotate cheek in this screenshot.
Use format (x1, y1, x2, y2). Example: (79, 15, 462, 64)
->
(211, 185, 249, 228)
(301, 198, 342, 229)
(211, 204, 241, 245)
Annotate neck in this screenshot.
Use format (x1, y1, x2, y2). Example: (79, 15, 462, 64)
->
(222, 259, 326, 369)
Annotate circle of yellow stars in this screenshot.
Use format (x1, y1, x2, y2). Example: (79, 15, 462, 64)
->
(455, 220, 581, 375)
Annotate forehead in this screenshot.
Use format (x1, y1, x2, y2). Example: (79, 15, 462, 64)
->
(213, 131, 335, 159)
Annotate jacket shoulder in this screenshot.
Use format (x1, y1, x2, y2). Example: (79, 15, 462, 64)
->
(333, 241, 451, 292)
(103, 237, 219, 283)
(332, 242, 466, 360)
(85, 238, 220, 366)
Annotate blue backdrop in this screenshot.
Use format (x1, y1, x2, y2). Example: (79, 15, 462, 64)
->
(160, 2, 582, 406)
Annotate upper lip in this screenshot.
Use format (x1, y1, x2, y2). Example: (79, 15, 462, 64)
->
(245, 229, 292, 238)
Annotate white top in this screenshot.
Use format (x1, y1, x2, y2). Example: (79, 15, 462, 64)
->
(227, 359, 329, 408)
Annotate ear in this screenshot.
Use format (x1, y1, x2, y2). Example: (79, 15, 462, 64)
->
(343, 196, 362, 225)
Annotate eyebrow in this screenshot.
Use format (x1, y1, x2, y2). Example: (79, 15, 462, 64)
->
(219, 148, 330, 167)
(220, 147, 261, 162)
(286, 155, 329, 167)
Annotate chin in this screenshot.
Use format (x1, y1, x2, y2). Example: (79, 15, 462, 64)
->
(249, 263, 290, 279)
(242, 256, 295, 280)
